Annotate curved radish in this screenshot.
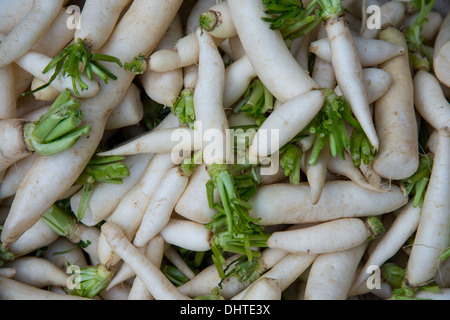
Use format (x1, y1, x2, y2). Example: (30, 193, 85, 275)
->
(432, 10, 450, 87)
(241, 277, 281, 300)
(373, 27, 419, 180)
(199, 1, 237, 39)
(248, 181, 407, 225)
(160, 218, 212, 252)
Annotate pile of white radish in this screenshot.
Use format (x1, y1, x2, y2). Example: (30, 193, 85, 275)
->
(0, 0, 449, 301)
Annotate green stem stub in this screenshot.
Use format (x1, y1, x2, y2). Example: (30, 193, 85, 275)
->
(124, 53, 147, 74)
(23, 89, 90, 156)
(205, 163, 269, 285)
(26, 38, 123, 96)
(68, 264, 114, 298)
(0, 226, 16, 263)
(401, 153, 433, 208)
(279, 143, 303, 185)
(75, 154, 130, 220)
(171, 88, 195, 129)
(41, 204, 78, 237)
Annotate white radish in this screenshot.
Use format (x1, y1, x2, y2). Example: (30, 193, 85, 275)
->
(105, 83, 144, 130)
(164, 246, 196, 280)
(185, 0, 217, 34)
(0, 119, 31, 172)
(0, 0, 64, 69)
(223, 55, 258, 108)
(101, 221, 190, 300)
(31, 78, 61, 102)
(248, 89, 325, 159)
(199, 1, 237, 39)
(248, 181, 407, 225)
(373, 26, 419, 180)
(401, 11, 443, 42)
(0, 276, 89, 300)
(267, 217, 382, 254)
(300, 142, 330, 204)
(0, 0, 33, 35)
(4, 256, 69, 288)
(405, 132, 450, 287)
(433, 11, 450, 88)
(413, 70, 450, 136)
(304, 242, 367, 300)
(42, 237, 89, 270)
(0, 64, 16, 118)
(359, 0, 406, 39)
(349, 200, 421, 296)
(241, 277, 281, 300)
(160, 218, 212, 252)
(312, 23, 337, 90)
(133, 166, 190, 248)
(74, 0, 132, 51)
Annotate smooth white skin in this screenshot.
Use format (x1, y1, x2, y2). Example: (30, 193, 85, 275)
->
(0, 268, 16, 279)
(248, 89, 325, 159)
(349, 200, 421, 296)
(227, 0, 319, 103)
(183, 64, 199, 90)
(401, 11, 443, 42)
(1, 0, 184, 249)
(31, 78, 60, 102)
(241, 278, 281, 300)
(413, 70, 450, 136)
(75, 0, 132, 50)
(70, 153, 153, 227)
(304, 242, 367, 300)
(406, 133, 450, 287)
(0, 64, 16, 118)
(312, 23, 337, 90)
(248, 181, 407, 225)
(202, 1, 237, 39)
(174, 163, 218, 224)
(101, 221, 190, 300)
(105, 83, 144, 130)
(14, 51, 100, 98)
(159, 218, 212, 252)
(223, 54, 257, 108)
(7, 220, 59, 258)
(267, 218, 371, 254)
(4, 256, 69, 288)
(334, 68, 393, 105)
(373, 27, 419, 180)
(300, 143, 330, 204)
(133, 167, 189, 248)
(0, 0, 33, 34)
(232, 252, 317, 300)
(0, 119, 30, 172)
(194, 28, 230, 165)
(0, 0, 64, 69)
(413, 288, 450, 300)
(42, 237, 88, 270)
(97, 127, 199, 157)
(310, 36, 405, 68)
(0, 276, 89, 300)
(434, 11, 450, 88)
(359, 0, 406, 39)
(327, 150, 386, 192)
(324, 16, 378, 150)
(140, 14, 184, 106)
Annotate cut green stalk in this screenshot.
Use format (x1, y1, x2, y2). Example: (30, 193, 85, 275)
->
(405, 0, 436, 72)
(401, 153, 433, 208)
(124, 53, 147, 74)
(162, 265, 190, 286)
(279, 143, 303, 185)
(67, 263, 114, 298)
(26, 38, 123, 96)
(41, 204, 78, 237)
(366, 216, 385, 241)
(23, 89, 90, 156)
(75, 154, 130, 220)
(180, 151, 203, 177)
(171, 88, 195, 129)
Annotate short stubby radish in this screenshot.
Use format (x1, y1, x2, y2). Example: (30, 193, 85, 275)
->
(373, 27, 419, 180)
(248, 181, 408, 225)
(267, 217, 384, 254)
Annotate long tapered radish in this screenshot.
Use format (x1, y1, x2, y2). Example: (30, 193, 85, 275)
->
(4, 256, 69, 289)
(223, 55, 258, 108)
(194, 27, 230, 165)
(248, 89, 325, 159)
(267, 217, 383, 254)
(322, 11, 378, 151)
(0, 0, 64, 69)
(75, 0, 132, 51)
(405, 132, 450, 287)
(413, 70, 450, 136)
(160, 218, 212, 252)
(1, 0, 184, 249)
(433, 11, 450, 87)
(101, 221, 190, 300)
(312, 23, 337, 90)
(227, 0, 319, 103)
(304, 242, 367, 300)
(349, 199, 421, 296)
(372, 27, 419, 180)
(300, 142, 330, 204)
(248, 181, 407, 225)
(133, 166, 190, 248)
(0, 276, 89, 300)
